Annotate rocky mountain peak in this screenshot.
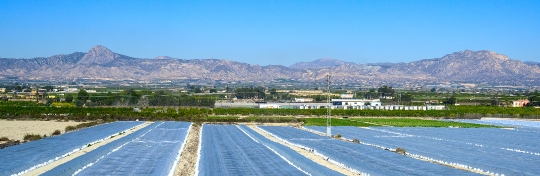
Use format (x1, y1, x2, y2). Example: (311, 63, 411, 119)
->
(154, 56, 175, 60)
(289, 58, 355, 69)
(443, 50, 510, 61)
(77, 45, 119, 65)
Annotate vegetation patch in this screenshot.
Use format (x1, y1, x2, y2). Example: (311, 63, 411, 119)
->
(23, 134, 43, 141)
(65, 125, 77, 132)
(0, 136, 9, 141)
(349, 118, 499, 128)
(299, 118, 374, 127)
(52, 129, 61, 136)
(203, 116, 298, 123)
(300, 118, 498, 128)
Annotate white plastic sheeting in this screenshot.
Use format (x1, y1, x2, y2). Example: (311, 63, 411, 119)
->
(261, 126, 477, 176)
(197, 125, 320, 176)
(306, 126, 540, 176)
(0, 121, 144, 176)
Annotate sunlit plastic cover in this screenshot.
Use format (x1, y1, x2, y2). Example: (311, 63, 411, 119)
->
(44, 121, 191, 176)
(197, 124, 315, 176)
(0, 121, 144, 176)
(261, 126, 477, 176)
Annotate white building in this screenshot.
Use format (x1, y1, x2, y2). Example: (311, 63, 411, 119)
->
(259, 104, 281, 109)
(331, 99, 382, 107)
(294, 98, 313, 103)
(511, 100, 530, 107)
(66, 88, 79, 92)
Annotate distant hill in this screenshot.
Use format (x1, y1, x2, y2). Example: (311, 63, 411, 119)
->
(524, 61, 540, 67)
(384, 50, 540, 85)
(289, 58, 356, 69)
(1, 46, 539, 86)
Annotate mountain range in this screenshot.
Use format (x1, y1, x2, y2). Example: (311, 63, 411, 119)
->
(1, 45, 539, 86)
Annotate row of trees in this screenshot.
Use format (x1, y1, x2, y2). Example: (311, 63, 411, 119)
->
(64, 89, 215, 107)
(2, 104, 540, 121)
(527, 90, 540, 106)
(235, 87, 266, 99)
(148, 91, 215, 107)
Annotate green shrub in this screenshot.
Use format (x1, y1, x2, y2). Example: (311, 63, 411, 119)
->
(0, 136, 9, 141)
(65, 125, 77, 132)
(52, 129, 61, 136)
(24, 134, 43, 141)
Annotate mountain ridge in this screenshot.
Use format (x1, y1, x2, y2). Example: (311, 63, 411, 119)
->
(0, 45, 538, 86)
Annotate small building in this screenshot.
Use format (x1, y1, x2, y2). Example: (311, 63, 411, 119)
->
(294, 98, 313, 103)
(332, 99, 382, 107)
(259, 104, 281, 109)
(66, 88, 78, 92)
(0, 88, 5, 93)
(512, 100, 530, 107)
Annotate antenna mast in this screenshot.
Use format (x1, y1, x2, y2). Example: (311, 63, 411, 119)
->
(326, 74, 332, 136)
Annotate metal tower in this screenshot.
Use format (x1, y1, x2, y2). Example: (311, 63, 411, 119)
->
(326, 74, 332, 136)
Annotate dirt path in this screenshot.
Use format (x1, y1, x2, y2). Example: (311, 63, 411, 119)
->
(174, 123, 201, 176)
(24, 122, 152, 176)
(247, 125, 357, 175)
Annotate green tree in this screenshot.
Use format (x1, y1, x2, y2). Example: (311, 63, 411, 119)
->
(74, 99, 84, 107)
(122, 89, 140, 105)
(65, 94, 74, 102)
(270, 88, 277, 96)
(527, 90, 540, 106)
(195, 87, 202, 93)
(365, 89, 378, 99)
(491, 99, 499, 106)
(378, 85, 395, 98)
(77, 89, 89, 102)
(398, 93, 413, 105)
(235, 87, 266, 99)
(42, 86, 54, 92)
(443, 95, 456, 105)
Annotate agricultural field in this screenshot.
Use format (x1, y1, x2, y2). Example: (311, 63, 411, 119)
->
(259, 126, 477, 175)
(0, 121, 144, 175)
(44, 122, 191, 175)
(303, 122, 540, 175)
(300, 118, 499, 128)
(0, 119, 538, 175)
(196, 124, 340, 175)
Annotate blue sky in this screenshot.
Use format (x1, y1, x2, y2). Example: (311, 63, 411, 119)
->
(1, 0, 539, 66)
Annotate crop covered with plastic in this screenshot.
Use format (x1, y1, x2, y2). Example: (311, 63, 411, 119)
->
(0, 121, 144, 175)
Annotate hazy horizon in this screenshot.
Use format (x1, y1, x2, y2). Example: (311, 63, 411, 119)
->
(1, 1, 539, 65)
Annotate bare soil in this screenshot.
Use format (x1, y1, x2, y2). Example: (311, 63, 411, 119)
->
(174, 123, 201, 176)
(0, 120, 83, 141)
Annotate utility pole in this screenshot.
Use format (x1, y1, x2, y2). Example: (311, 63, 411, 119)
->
(326, 74, 332, 137)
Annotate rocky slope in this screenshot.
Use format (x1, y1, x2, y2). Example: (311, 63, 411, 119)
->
(1, 46, 538, 86)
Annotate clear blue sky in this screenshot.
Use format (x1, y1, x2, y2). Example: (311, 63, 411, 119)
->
(1, 0, 539, 66)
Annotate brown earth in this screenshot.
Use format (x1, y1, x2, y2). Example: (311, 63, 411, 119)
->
(174, 123, 201, 176)
(0, 120, 83, 142)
